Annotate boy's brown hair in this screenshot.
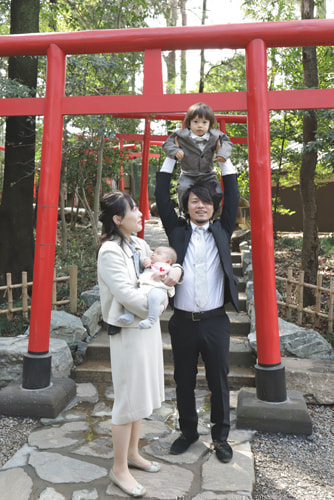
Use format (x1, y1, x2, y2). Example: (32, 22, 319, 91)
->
(183, 102, 217, 129)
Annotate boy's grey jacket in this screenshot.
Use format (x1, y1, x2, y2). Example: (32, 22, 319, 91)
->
(162, 128, 232, 177)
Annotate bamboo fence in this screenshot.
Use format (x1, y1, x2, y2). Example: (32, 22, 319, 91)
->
(1, 265, 333, 335)
(0, 265, 78, 320)
(276, 268, 334, 334)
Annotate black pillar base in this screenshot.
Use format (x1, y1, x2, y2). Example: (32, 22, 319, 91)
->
(22, 352, 52, 390)
(255, 362, 287, 402)
(0, 378, 77, 418)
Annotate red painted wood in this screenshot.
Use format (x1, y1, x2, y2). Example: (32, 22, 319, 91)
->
(1, 88, 333, 118)
(143, 49, 163, 95)
(0, 20, 333, 57)
(246, 39, 281, 366)
(28, 45, 66, 354)
(137, 118, 151, 238)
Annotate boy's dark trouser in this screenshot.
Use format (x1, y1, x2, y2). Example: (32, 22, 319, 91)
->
(169, 311, 231, 442)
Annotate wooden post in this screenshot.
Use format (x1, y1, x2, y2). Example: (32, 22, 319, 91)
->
(286, 267, 293, 321)
(69, 265, 78, 314)
(52, 269, 57, 310)
(314, 273, 322, 328)
(6, 273, 13, 320)
(22, 272, 29, 320)
(329, 277, 334, 334)
(297, 271, 304, 326)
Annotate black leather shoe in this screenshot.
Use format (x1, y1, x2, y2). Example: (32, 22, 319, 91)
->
(170, 434, 198, 455)
(214, 440, 233, 463)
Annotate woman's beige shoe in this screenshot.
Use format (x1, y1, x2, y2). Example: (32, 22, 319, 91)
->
(109, 470, 146, 497)
(128, 457, 161, 473)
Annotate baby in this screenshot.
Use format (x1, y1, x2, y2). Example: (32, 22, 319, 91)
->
(162, 102, 233, 213)
(117, 245, 177, 329)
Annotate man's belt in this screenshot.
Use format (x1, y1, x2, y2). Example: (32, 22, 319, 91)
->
(174, 306, 225, 322)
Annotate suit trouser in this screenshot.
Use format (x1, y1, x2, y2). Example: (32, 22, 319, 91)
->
(168, 310, 230, 442)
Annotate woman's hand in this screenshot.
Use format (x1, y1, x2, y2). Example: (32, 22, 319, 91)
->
(163, 266, 182, 287)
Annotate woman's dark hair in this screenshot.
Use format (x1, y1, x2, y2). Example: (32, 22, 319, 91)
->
(183, 102, 217, 129)
(182, 181, 221, 217)
(98, 191, 137, 248)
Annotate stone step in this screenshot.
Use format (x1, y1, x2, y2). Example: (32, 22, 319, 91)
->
(160, 310, 250, 336)
(74, 318, 254, 386)
(231, 252, 242, 263)
(164, 365, 255, 391)
(162, 333, 255, 368)
(84, 310, 251, 363)
(232, 262, 243, 277)
(72, 359, 112, 384)
(83, 328, 254, 366)
(226, 292, 247, 312)
(73, 359, 255, 390)
(238, 278, 247, 293)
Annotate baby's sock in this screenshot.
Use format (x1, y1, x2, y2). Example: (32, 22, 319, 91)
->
(138, 318, 155, 329)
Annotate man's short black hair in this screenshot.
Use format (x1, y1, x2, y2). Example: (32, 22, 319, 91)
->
(182, 181, 222, 217)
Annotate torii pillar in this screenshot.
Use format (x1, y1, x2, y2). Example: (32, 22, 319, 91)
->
(236, 39, 311, 434)
(0, 44, 76, 419)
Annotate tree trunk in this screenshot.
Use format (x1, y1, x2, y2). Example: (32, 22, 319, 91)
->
(300, 0, 319, 306)
(198, 0, 207, 93)
(0, 0, 40, 289)
(59, 122, 70, 260)
(93, 130, 105, 229)
(164, 0, 177, 94)
(180, 0, 187, 93)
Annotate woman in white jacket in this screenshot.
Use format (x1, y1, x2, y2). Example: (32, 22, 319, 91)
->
(97, 191, 181, 497)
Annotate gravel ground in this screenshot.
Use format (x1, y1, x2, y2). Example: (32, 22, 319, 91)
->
(0, 405, 333, 498)
(0, 416, 38, 467)
(252, 404, 334, 500)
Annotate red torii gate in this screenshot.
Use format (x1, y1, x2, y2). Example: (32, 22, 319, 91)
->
(0, 21, 333, 420)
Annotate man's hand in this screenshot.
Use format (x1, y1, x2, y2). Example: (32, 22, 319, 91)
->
(164, 266, 182, 287)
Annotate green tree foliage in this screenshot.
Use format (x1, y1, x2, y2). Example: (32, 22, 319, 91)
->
(199, 0, 334, 223)
(0, 0, 172, 271)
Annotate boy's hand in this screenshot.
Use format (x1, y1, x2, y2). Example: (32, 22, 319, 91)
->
(175, 136, 184, 160)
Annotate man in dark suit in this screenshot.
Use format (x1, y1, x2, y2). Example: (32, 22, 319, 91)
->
(155, 157, 240, 463)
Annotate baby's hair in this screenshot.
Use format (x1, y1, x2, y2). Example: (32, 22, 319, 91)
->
(164, 246, 177, 265)
(154, 246, 177, 264)
(183, 102, 217, 129)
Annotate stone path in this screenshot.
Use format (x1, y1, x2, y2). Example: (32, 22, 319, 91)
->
(0, 382, 255, 499)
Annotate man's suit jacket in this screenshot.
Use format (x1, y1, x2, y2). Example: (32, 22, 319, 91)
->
(154, 172, 240, 312)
